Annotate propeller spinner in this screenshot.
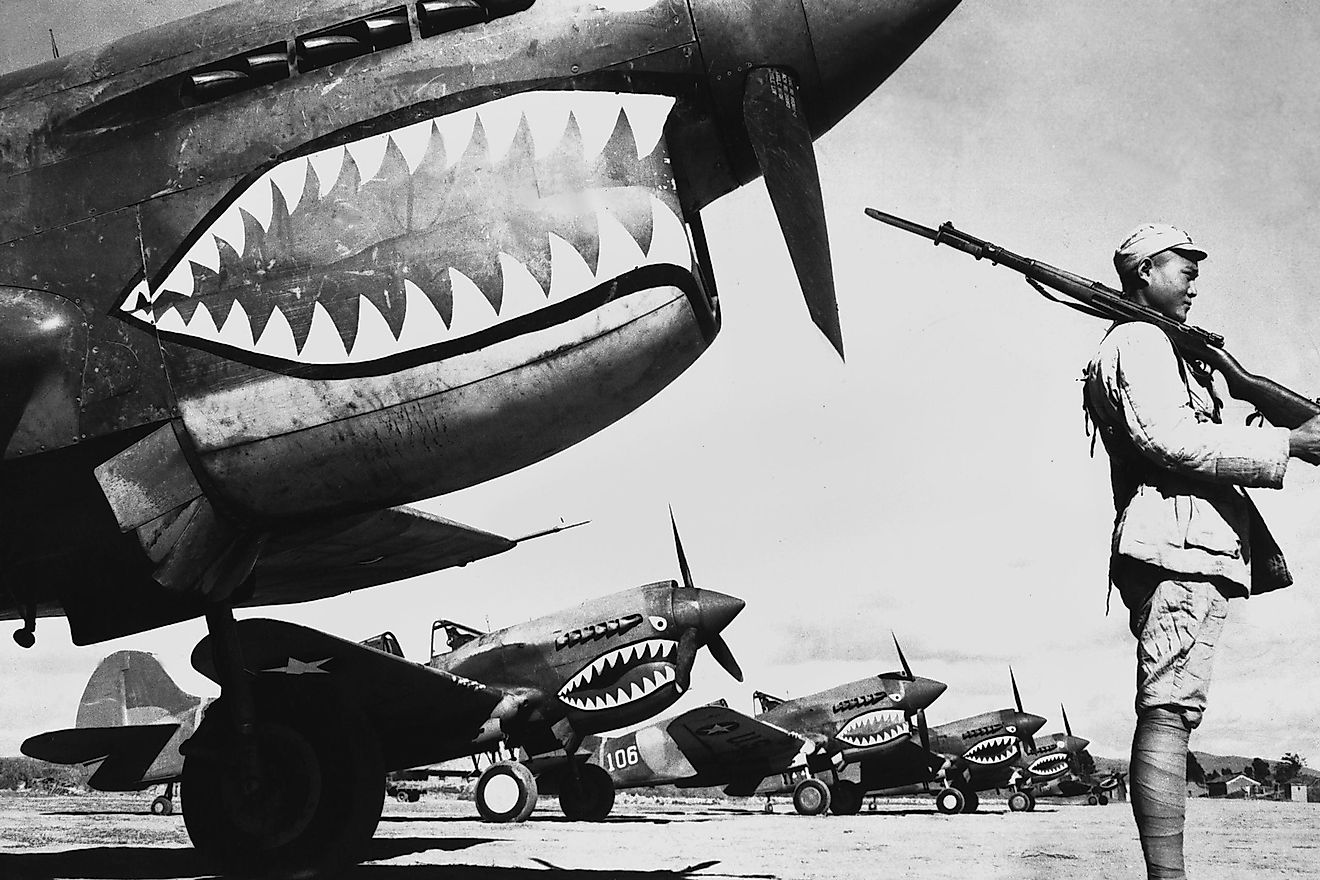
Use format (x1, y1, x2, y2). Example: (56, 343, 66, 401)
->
(669, 507, 744, 691)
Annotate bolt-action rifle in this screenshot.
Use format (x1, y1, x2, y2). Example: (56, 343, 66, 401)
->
(865, 208, 1320, 429)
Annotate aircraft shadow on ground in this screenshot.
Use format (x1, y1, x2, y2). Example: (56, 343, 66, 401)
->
(347, 858, 778, 879)
(0, 838, 490, 880)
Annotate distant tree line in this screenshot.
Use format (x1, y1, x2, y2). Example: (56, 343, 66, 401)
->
(0, 756, 85, 791)
(1193, 752, 1309, 786)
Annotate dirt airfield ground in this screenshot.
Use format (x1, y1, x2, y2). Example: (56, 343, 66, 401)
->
(1, 790, 1318, 880)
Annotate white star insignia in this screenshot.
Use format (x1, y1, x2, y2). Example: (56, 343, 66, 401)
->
(263, 657, 331, 675)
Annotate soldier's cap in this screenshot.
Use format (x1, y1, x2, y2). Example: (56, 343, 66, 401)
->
(1113, 224, 1207, 276)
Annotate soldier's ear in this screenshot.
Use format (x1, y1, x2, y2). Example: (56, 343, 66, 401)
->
(1134, 257, 1154, 287)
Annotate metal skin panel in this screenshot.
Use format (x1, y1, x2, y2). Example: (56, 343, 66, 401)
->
(1, 286, 87, 457)
(194, 284, 710, 516)
(0, 1, 695, 242)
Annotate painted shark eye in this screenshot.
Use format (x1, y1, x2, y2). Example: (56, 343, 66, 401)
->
(888, 693, 902, 702)
(1006, 725, 1017, 734)
(648, 616, 668, 632)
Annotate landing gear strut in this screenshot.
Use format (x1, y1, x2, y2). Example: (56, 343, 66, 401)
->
(180, 606, 384, 877)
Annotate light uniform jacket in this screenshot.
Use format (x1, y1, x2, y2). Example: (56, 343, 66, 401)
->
(1084, 322, 1291, 597)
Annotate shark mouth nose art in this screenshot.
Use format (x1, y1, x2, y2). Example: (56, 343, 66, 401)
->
(964, 735, 1020, 766)
(836, 710, 910, 748)
(558, 638, 678, 712)
(118, 90, 693, 377)
(1027, 753, 1070, 778)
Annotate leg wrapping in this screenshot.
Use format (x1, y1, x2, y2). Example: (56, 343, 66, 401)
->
(1131, 707, 1190, 880)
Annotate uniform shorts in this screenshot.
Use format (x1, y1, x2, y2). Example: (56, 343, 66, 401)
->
(1112, 558, 1230, 730)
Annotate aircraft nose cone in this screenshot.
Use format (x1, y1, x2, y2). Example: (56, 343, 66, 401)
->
(1019, 713, 1048, 739)
(1067, 735, 1091, 753)
(800, 0, 964, 136)
(694, 589, 745, 635)
(908, 676, 947, 709)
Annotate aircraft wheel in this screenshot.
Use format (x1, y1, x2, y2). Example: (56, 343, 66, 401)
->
(1098, 794, 1109, 806)
(475, 762, 538, 823)
(558, 764, 615, 821)
(828, 780, 864, 816)
(960, 789, 979, 813)
(181, 700, 384, 878)
(150, 796, 174, 816)
(395, 790, 411, 803)
(792, 778, 832, 816)
(408, 791, 422, 803)
(934, 787, 965, 815)
(1007, 791, 1031, 812)
(1087, 794, 1099, 806)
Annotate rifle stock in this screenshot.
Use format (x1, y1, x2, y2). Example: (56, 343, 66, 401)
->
(865, 208, 1320, 429)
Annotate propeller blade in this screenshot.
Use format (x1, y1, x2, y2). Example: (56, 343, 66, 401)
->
(669, 506, 695, 591)
(706, 633, 744, 683)
(1010, 666, 1024, 714)
(893, 632, 913, 679)
(917, 709, 931, 755)
(674, 626, 700, 693)
(1061, 703, 1073, 737)
(742, 67, 844, 360)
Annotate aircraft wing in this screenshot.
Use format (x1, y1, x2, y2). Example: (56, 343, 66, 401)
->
(664, 704, 808, 790)
(242, 506, 516, 607)
(192, 618, 512, 770)
(21, 724, 181, 791)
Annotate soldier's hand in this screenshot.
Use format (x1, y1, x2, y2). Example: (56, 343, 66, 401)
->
(1288, 414, 1320, 465)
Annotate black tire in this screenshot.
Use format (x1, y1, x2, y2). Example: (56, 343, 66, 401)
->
(1007, 791, 1031, 812)
(792, 778, 832, 816)
(828, 780, 864, 816)
(934, 787, 965, 815)
(150, 796, 173, 816)
(558, 764, 616, 821)
(1097, 794, 1109, 806)
(1025, 792, 1037, 812)
(407, 791, 421, 803)
(181, 698, 384, 878)
(1087, 794, 1099, 806)
(394, 790, 411, 803)
(960, 789, 979, 813)
(475, 762, 538, 823)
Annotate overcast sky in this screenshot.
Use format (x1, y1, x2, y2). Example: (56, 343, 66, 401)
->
(3, 1, 1320, 776)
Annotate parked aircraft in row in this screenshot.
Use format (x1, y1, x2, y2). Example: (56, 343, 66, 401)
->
(2, 0, 963, 871)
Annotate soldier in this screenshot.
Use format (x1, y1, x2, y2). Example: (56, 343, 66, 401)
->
(1083, 224, 1320, 879)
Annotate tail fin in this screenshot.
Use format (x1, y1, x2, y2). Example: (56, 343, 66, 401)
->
(75, 651, 199, 728)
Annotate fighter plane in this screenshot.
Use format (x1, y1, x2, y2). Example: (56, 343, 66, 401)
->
(855, 669, 1048, 814)
(24, 514, 743, 837)
(527, 637, 947, 817)
(1018, 705, 1119, 807)
(20, 650, 209, 816)
(1, 0, 961, 872)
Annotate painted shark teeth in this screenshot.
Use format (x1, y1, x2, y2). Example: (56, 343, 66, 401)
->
(964, 734, 1020, 766)
(836, 710, 911, 748)
(1028, 753, 1070, 778)
(122, 90, 688, 372)
(557, 638, 678, 712)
